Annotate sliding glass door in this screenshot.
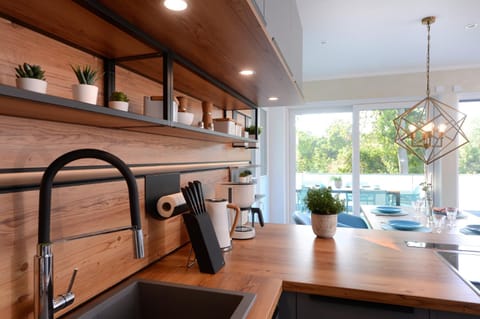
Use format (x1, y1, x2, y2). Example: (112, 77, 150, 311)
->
(293, 101, 428, 217)
(355, 105, 425, 214)
(458, 100, 480, 211)
(295, 112, 352, 212)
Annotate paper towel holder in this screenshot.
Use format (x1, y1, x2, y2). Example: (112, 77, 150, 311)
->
(145, 173, 188, 219)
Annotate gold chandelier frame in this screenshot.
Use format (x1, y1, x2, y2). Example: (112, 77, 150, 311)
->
(393, 16, 469, 165)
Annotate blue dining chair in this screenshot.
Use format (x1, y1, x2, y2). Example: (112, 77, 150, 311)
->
(292, 211, 311, 225)
(337, 213, 369, 229)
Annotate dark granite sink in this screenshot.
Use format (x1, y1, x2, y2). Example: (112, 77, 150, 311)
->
(61, 279, 256, 319)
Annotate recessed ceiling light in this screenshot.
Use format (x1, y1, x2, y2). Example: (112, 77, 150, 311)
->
(239, 69, 255, 76)
(164, 0, 188, 11)
(268, 96, 279, 101)
(465, 23, 478, 30)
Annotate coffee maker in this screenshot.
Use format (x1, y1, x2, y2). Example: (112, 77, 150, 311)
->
(215, 182, 264, 239)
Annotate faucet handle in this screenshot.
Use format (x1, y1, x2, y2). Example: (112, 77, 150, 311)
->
(53, 268, 78, 313)
(67, 268, 78, 293)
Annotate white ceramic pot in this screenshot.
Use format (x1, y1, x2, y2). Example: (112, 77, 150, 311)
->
(238, 176, 250, 183)
(311, 214, 337, 238)
(72, 84, 98, 104)
(176, 111, 194, 125)
(16, 78, 47, 94)
(108, 101, 129, 111)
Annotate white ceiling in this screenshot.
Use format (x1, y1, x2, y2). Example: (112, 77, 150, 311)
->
(296, 0, 480, 81)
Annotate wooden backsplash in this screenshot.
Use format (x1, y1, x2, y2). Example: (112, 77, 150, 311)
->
(0, 18, 251, 318)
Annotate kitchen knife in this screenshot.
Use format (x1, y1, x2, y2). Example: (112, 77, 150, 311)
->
(193, 180, 206, 213)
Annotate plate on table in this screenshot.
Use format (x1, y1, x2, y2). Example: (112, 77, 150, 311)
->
(371, 210, 408, 216)
(375, 206, 402, 214)
(388, 220, 422, 231)
(466, 224, 480, 234)
(381, 223, 431, 232)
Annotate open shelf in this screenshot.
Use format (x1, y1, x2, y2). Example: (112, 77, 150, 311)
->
(0, 85, 256, 143)
(0, 0, 303, 107)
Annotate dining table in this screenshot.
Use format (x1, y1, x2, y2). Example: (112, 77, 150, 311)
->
(361, 204, 480, 235)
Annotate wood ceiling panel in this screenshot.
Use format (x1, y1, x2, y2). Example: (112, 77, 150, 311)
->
(98, 0, 302, 106)
(0, 0, 155, 58)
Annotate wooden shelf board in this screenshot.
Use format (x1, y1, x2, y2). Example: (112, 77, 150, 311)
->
(0, 85, 165, 127)
(0, 85, 252, 144)
(125, 124, 254, 143)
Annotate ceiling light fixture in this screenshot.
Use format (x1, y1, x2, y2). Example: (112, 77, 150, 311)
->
(465, 23, 478, 30)
(393, 16, 469, 165)
(268, 96, 279, 101)
(239, 69, 255, 76)
(163, 0, 188, 11)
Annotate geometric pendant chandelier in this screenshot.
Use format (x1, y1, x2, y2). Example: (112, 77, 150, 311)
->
(393, 16, 469, 165)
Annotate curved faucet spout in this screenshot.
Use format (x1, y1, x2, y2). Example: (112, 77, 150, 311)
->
(35, 149, 144, 319)
(38, 148, 142, 245)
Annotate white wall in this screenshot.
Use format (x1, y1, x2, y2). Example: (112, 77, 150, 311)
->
(303, 68, 480, 102)
(266, 67, 480, 222)
(265, 107, 290, 223)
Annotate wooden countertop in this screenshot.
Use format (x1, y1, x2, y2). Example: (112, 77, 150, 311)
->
(134, 224, 480, 318)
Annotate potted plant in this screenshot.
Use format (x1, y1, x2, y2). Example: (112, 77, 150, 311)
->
(331, 176, 342, 188)
(245, 125, 262, 148)
(239, 169, 252, 183)
(15, 63, 47, 94)
(246, 125, 262, 138)
(71, 64, 99, 104)
(108, 91, 129, 111)
(304, 187, 345, 238)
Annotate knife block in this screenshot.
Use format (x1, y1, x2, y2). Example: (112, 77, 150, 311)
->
(182, 212, 225, 274)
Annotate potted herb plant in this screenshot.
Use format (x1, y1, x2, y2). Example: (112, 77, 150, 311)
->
(15, 63, 47, 94)
(239, 169, 252, 183)
(304, 187, 345, 238)
(331, 176, 342, 188)
(71, 64, 99, 104)
(108, 91, 129, 111)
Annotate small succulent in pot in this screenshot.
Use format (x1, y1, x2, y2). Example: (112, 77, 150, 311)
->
(109, 91, 129, 102)
(304, 187, 344, 215)
(15, 63, 46, 80)
(70, 64, 99, 104)
(15, 63, 48, 93)
(108, 91, 129, 112)
(238, 169, 253, 183)
(70, 64, 99, 85)
(239, 169, 252, 177)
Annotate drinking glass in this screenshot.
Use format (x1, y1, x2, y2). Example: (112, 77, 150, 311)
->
(412, 200, 423, 219)
(445, 207, 457, 227)
(432, 213, 445, 233)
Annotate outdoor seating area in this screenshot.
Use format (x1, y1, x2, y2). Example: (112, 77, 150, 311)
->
(296, 185, 420, 213)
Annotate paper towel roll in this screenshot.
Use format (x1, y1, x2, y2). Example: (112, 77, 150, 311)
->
(157, 192, 186, 218)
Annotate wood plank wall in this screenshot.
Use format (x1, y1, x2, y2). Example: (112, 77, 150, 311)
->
(0, 18, 251, 318)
